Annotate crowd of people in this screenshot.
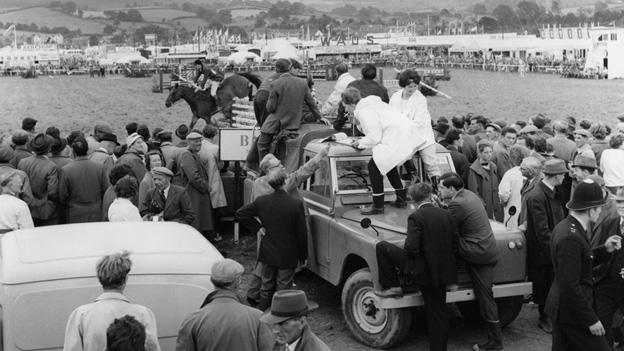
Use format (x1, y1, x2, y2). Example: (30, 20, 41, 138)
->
(323, 62, 624, 350)
(2, 59, 624, 350)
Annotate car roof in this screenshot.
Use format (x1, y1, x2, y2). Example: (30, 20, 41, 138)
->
(0, 222, 222, 284)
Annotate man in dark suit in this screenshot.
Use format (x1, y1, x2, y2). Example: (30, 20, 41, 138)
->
(437, 172, 502, 350)
(545, 179, 622, 351)
(59, 137, 108, 223)
(375, 182, 458, 351)
(333, 63, 389, 135)
(523, 159, 567, 333)
(140, 167, 195, 225)
(256, 59, 322, 161)
(590, 185, 624, 348)
(236, 168, 308, 311)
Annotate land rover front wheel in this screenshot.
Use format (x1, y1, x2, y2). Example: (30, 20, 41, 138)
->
(341, 268, 411, 349)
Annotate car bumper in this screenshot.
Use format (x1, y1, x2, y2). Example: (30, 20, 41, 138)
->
(379, 281, 533, 309)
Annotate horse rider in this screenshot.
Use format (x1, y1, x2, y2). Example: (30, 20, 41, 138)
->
(193, 59, 224, 98)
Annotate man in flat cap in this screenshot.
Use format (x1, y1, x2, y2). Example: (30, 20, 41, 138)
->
(176, 258, 275, 351)
(261, 290, 329, 351)
(173, 132, 213, 236)
(256, 58, 322, 161)
(86, 122, 113, 155)
(18, 134, 59, 226)
(523, 159, 567, 333)
(140, 167, 195, 225)
(116, 133, 148, 182)
(10, 130, 32, 167)
(89, 133, 118, 179)
(573, 128, 596, 160)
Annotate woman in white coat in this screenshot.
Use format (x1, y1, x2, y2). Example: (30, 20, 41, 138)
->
(342, 87, 426, 214)
(389, 69, 441, 182)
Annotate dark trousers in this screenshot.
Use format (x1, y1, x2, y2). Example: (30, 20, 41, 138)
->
(552, 322, 611, 351)
(258, 262, 295, 311)
(33, 217, 58, 227)
(528, 264, 553, 311)
(253, 90, 270, 126)
(368, 159, 403, 194)
(595, 282, 624, 347)
(376, 241, 407, 288)
(467, 263, 500, 323)
(257, 132, 274, 161)
(422, 286, 450, 351)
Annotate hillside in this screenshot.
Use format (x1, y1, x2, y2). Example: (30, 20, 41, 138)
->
(0, 7, 105, 33)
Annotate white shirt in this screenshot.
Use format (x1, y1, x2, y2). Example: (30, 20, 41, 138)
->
(63, 292, 161, 351)
(600, 149, 624, 187)
(498, 166, 524, 228)
(108, 198, 142, 222)
(321, 72, 356, 116)
(287, 337, 301, 351)
(389, 89, 436, 148)
(0, 194, 34, 231)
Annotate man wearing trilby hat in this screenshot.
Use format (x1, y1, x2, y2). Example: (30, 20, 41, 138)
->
(260, 290, 329, 351)
(545, 178, 623, 350)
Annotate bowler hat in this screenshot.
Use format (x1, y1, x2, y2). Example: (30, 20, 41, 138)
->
(29, 133, 52, 154)
(0, 143, 15, 162)
(275, 58, 291, 73)
(175, 124, 189, 139)
(572, 155, 597, 169)
(566, 178, 606, 210)
(151, 166, 173, 178)
(22, 117, 37, 131)
(543, 159, 568, 175)
(260, 290, 319, 325)
(573, 129, 591, 138)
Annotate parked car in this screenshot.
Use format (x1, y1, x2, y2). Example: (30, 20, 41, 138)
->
(0, 222, 222, 351)
(244, 130, 532, 349)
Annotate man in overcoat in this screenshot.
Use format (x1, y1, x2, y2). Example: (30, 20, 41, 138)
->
(176, 259, 275, 351)
(467, 141, 504, 221)
(236, 168, 308, 311)
(438, 172, 502, 350)
(375, 182, 458, 350)
(523, 159, 567, 333)
(174, 132, 213, 234)
(590, 185, 624, 347)
(140, 167, 195, 225)
(59, 137, 108, 223)
(257, 58, 322, 160)
(17, 133, 58, 226)
(545, 179, 622, 351)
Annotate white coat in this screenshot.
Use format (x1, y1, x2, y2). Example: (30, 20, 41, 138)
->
(321, 72, 356, 116)
(389, 89, 435, 150)
(355, 95, 426, 175)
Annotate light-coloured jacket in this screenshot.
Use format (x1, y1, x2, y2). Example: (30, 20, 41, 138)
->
(355, 95, 425, 175)
(63, 292, 160, 351)
(389, 89, 435, 150)
(198, 139, 227, 208)
(321, 72, 356, 116)
(498, 166, 524, 228)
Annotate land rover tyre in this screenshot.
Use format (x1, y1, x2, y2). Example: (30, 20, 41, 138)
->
(457, 295, 524, 327)
(341, 268, 411, 349)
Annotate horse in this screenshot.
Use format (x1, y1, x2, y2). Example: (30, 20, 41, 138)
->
(165, 72, 261, 129)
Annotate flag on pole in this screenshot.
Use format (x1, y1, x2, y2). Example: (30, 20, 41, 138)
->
(3, 24, 15, 36)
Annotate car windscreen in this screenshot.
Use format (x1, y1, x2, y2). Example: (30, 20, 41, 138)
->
(335, 158, 391, 193)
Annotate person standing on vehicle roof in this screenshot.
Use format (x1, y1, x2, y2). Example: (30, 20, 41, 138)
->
(341, 87, 425, 215)
(437, 172, 503, 351)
